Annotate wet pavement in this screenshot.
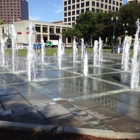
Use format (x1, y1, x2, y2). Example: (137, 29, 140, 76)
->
(0, 54, 140, 133)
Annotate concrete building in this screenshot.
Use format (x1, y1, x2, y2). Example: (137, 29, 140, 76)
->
(0, 20, 72, 46)
(0, 0, 28, 24)
(63, 0, 123, 25)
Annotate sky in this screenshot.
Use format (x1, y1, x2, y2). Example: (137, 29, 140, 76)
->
(28, 0, 127, 22)
(28, 0, 63, 22)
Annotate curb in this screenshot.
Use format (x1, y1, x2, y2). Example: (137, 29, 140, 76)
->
(0, 121, 140, 139)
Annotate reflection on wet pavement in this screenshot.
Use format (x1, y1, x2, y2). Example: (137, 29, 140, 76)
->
(0, 56, 140, 132)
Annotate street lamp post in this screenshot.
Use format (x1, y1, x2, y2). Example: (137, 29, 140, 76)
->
(111, 16, 118, 53)
(123, 23, 129, 37)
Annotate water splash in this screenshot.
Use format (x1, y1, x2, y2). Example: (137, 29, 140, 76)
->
(58, 37, 62, 69)
(83, 51, 88, 76)
(27, 22, 37, 82)
(41, 39, 45, 64)
(130, 19, 140, 89)
(121, 36, 131, 71)
(61, 41, 65, 56)
(81, 38, 85, 61)
(73, 38, 78, 62)
(10, 24, 18, 72)
(98, 37, 103, 64)
(0, 37, 6, 66)
(93, 40, 98, 66)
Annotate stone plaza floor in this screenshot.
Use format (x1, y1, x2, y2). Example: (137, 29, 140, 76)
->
(0, 53, 140, 133)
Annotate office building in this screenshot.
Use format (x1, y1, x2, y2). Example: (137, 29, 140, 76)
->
(0, 20, 72, 46)
(63, 0, 123, 25)
(0, 0, 28, 24)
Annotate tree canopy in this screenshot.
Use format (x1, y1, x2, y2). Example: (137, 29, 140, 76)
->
(62, 2, 140, 45)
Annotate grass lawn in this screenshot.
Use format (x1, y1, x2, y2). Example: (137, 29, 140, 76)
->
(5, 48, 113, 56)
(6, 48, 136, 57)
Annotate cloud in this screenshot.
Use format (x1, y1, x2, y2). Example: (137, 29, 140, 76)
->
(53, 4, 62, 13)
(29, 16, 41, 21)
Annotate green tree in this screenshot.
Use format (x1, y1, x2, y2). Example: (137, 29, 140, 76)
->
(0, 17, 3, 25)
(119, 2, 140, 37)
(74, 11, 97, 44)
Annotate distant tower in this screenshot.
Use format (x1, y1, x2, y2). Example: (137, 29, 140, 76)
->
(0, 0, 29, 24)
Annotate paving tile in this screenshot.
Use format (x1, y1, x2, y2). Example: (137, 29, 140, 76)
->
(126, 110, 140, 122)
(87, 106, 120, 120)
(103, 116, 140, 133)
(72, 110, 87, 116)
(48, 114, 93, 128)
(79, 114, 94, 121)
(1, 100, 30, 110)
(10, 110, 50, 125)
(36, 103, 70, 118)
(1, 74, 24, 83)
(0, 85, 17, 96)
(71, 99, 101, 110)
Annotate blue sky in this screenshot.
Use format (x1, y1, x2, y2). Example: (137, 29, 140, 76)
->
(28, 0, 127, 22)
(28, 0, 63, 22)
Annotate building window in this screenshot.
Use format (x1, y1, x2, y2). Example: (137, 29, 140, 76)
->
(68, 6, 71, 10)
(101, 4, 103, 8)
(35, 26, 41, 32)
(68, 12, 71, 16)
(72, 17, 75, 21)
(76, 10, 79, 14)
(81, 9, 84, 13)
(77, 4, 79, 8)
(81, 3, 84, 7)
(43, 26, 48, 33)
(49, 26, 54, 33)
(64, 18, 67, 22)
(105, 5, 107, 9)
(64, 12, 67, 17)
(72, 5, 75, 9)
(86, 8, 89, 11)
(86, 1, 89, 6)
(68, 0, 71, 4)
(56, 28, 60, 33)
(92, 1, 95, 6)
(72, 11, 75, 15)
(96, 2, 99, 7)
(68, 17, 71, 21)
(72, 0, 75, 3)
(92, 8, 95, 11)
(64, 1, 67, 5)
(64, 7, 67, 11)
